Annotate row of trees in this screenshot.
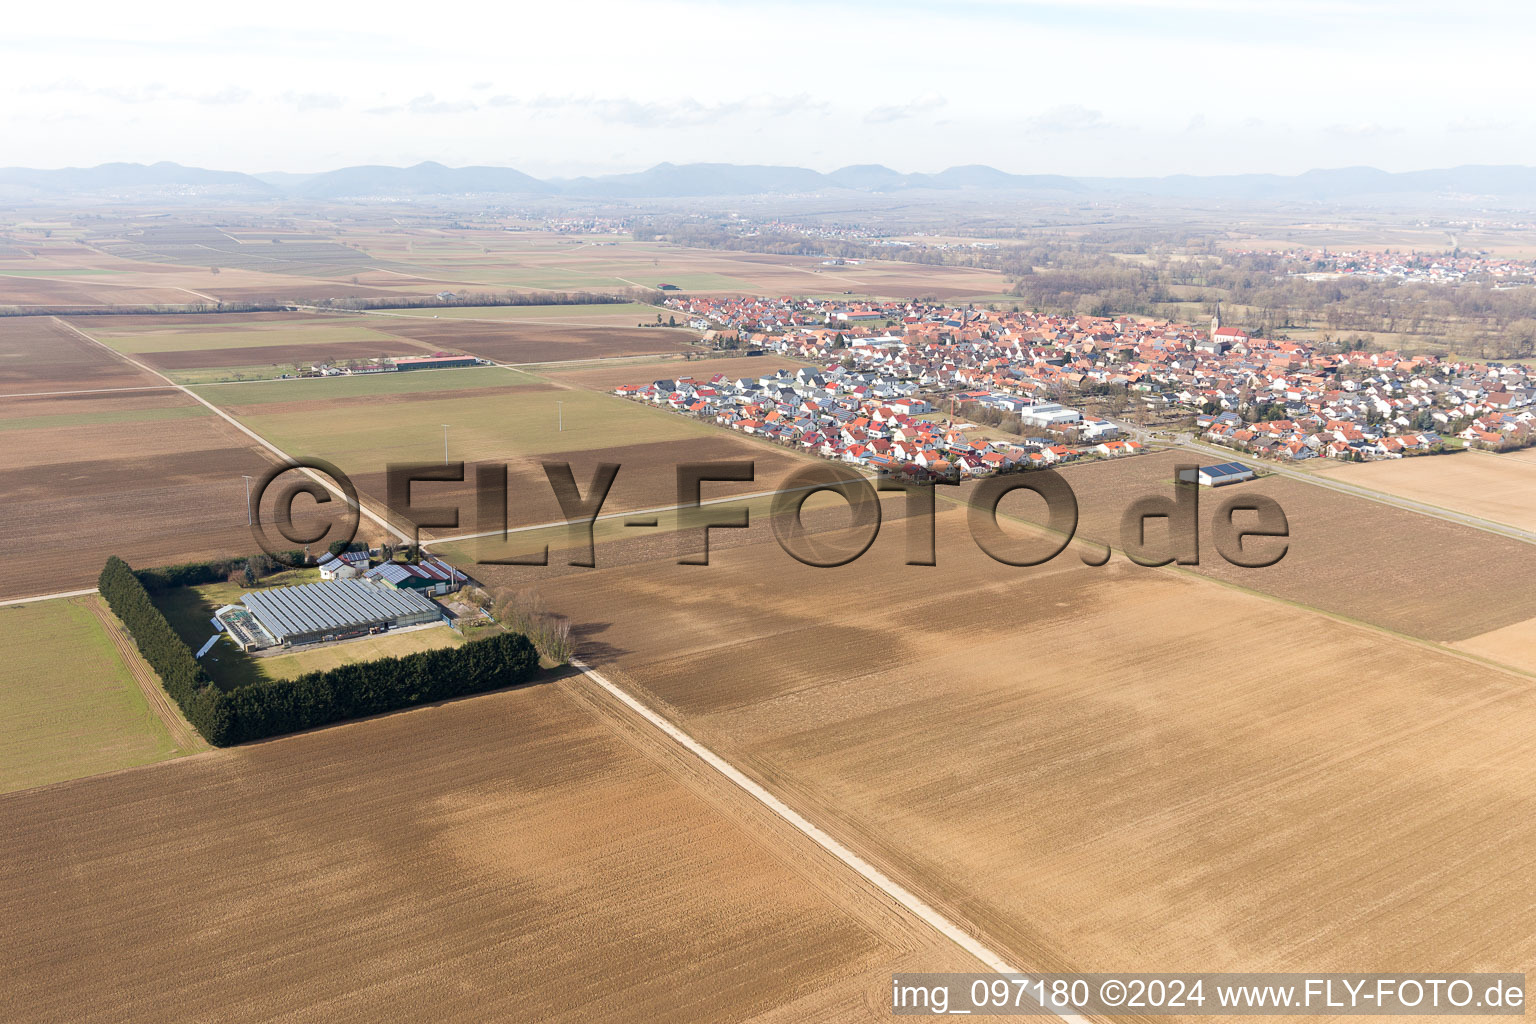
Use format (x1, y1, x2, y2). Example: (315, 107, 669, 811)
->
(215, 630, 539, 744)
(100, 556, 541, 746)
(99, 556, 231, 742)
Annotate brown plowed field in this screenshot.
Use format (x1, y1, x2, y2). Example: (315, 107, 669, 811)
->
(0, 317, 162, 392)
(0, 387, 184, 419)
(0, 391, 280, 599)
(534, 509, 1536, 993)
(0, 679, 973, 1022)
(961, 450, 1536, 642)
(0, 276, 204, 307)
(378, 320, 699, 363)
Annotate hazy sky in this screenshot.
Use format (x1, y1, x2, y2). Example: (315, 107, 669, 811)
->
(5, 0, 1531, 178)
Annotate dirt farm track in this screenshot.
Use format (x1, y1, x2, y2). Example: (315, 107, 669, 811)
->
(530, 509, 1536, 996)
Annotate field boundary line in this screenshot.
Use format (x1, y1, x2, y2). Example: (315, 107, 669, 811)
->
(0, 587, 98, 607)
(85, 595, 205, 752)
(50, 316, 412, 546)
(0, 384, 181, 399)
(568, 655, 1090, 1024)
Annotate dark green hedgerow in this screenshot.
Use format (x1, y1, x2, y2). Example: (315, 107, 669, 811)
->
(98, 556, 538, 746)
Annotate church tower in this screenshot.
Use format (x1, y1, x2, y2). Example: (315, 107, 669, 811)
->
(1210, 302, 1222, 337)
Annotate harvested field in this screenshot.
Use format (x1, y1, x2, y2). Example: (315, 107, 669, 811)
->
(0, 679, 972, 1022)
(1499, 446, 1536, 464)
(0, 317, 162, 392)
(376, 320, 699, 364)
(0, 595, 199, 793)
(534, 509, 1536, 989)
(0, 389, 280, 599)
(962, 449, 1536, 642)
(1311, 451, 1536, 533)
(1454, 615, 1536, 675)
(545, 353, 816, 391)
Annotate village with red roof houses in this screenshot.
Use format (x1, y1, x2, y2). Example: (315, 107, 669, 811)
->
(617, 293, 1536, 481)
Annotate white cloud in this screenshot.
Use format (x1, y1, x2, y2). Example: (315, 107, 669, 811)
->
(1324, 121, 1401, 139)
(366, 94, 479, 116)
(1447, 115, 1515, 133)
(488, 93, 827, 128)
(1025, 104, 1107, 133)
(864, 94, 947, 124)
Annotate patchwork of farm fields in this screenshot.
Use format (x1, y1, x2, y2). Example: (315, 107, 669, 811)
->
(194, 365, 806, 539)
(0, 386, 279, 599)
(0, 240, 421, 307)
(3, 226, 1014, 307)
(7, 227, 1536, 1021)
(61, 306, 703, 383)
(531, 508, 1536, 989)
(344, 231, 1011, 299)
(0, 678, 973, 1022)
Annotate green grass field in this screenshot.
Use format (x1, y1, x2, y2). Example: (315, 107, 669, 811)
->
(92, 324, 402, 355)
(209, 374, 712, 474)
(0, 596, 197, 793)
(192, 365, 533, 405)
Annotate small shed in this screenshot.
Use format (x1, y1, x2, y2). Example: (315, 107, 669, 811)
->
(1181, 461, 1255, 487)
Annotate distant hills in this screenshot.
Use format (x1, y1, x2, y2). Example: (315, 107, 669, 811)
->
(6, 159, 1536, 202)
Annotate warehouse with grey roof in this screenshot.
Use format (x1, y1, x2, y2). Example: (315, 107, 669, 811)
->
(237, 578, 443, 648)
